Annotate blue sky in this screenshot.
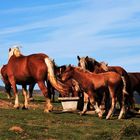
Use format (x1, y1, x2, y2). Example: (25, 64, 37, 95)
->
(0, 0, 140, 76)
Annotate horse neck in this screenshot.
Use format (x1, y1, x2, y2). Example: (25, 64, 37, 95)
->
(72, 68, 88, 83)
(86, 60, 95, 72)
(94, 66, 105, 73)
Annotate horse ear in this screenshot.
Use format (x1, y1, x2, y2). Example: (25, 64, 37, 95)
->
(85, 56, 88, 59)
(9, 48, 11, 52)
(77, 56, 80, 60)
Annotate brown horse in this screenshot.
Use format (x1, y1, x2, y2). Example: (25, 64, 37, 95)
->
(0, 64, 12, 99)
(128, 72, 140, 95)
(77, 56, 134, 109)
(7, 47, 70, 112)
(61, 65, 127, 119)
(0, 64, 57, 101)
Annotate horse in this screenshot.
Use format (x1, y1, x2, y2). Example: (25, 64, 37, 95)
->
(0, 64, 37, 100)
(7, 47, 70, 112)
(77, 56, 134, 109)
(60, 65, 127, 119)
(128, 72, 140, 95)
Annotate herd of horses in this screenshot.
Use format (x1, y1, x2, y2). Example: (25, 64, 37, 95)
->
(0, 47, 140, 120)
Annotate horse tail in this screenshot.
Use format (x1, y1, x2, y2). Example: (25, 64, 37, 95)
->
(121, 76, 128, 95)
(44, 57, 69, 96)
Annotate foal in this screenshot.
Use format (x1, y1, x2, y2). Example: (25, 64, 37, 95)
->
(77, 56, 134, 109)
(61, 65, 127, 119)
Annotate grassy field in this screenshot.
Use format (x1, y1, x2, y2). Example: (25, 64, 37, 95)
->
(0, 92, 140, 140)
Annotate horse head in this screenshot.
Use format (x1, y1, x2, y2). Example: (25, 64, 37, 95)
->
(55, 65, 67, 78)
(77, 56, 88, 69)
(8, 45, 22, 59)
(77, 56, 98, 72)
(60, 65, 73, 82)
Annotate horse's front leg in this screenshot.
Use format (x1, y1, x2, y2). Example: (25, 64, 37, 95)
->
(38, 81, 53, 112)
(80, 92, 89, 115)
(89, 91, 103, 118)
(9, 78, 19, 108)
(22, 85, 28, 109)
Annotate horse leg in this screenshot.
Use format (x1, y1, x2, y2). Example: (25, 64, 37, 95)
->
(9, 78, 19, 108)
(118, 93, 126, 119)
(47, 81, 55, 102)
(28, 83, 35, 101)
(106, 87, 116, 120)
(99, 91, 106, 111)
(38, 81, 53, 112)
(22, 85, 28, 109)
(88, 91, 103, 118)
(5, 84, 12, 99)
(80, 92, 89, 115)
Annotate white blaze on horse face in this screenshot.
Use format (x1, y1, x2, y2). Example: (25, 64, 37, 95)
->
(79, 58, 86, 69)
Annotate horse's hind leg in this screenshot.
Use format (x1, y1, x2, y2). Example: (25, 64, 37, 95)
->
(118, 94, 125, 119)
(5, 84, 12, 99)
(28, 83, 35, 101)
(22, 85, 28, 109)
(106, 88, 116, 120)
(37, 81, 53, 112)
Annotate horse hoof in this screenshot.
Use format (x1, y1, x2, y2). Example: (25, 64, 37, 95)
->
(28, 97, 34, 101)
(106, 117, 110, 120)
(14, 105, 20, 109)
(79, 112, 84, 116)
(22, 106, 28, 110)
(44, 109, 51, 113)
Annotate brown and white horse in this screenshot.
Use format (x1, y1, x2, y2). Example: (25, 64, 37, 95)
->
(7, 47, 70, 112)
(61, 65, 127, 119)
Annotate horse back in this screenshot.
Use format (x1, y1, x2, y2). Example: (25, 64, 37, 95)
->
(102, 71, 122, 85)
(108, 66, 127, 76)
(7, 53, 48, 84)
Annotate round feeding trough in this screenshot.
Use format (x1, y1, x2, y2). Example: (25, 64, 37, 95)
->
(58, 97, 80, 111)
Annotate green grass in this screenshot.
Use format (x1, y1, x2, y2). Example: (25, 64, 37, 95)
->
(0, 93, 140, 140)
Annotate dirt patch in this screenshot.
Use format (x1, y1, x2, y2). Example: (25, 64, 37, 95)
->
(0, 99, 13, 109)
(9, 126, 24, 133)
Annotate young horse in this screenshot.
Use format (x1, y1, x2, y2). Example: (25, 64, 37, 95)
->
(7, 47, 70, 112)
(77, 56, 134, 109)
(61, 65, 127, 119)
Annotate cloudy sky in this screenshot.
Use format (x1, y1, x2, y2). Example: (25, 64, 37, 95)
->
(0, 0, 140, 75)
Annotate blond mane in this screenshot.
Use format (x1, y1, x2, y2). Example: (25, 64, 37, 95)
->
(8, 45, 22, 60)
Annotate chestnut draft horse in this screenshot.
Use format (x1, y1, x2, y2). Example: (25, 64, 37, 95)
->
(0, 64, 36, 100)
(7, 47, 70, 112)
(77, 56, 134, 108)
(61, 65, 127, 119)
